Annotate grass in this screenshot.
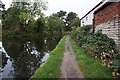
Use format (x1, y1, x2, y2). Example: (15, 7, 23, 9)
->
(30, 36, 66, 79)
(70, 37, 113, 78)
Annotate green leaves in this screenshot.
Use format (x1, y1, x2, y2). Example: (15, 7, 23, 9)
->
(3, 0, 48, 35)
(71, 25, 120, 78)
(71, 17, 80, 28)
(2, 7, 21, 32)
(48, 14, 65, 33)
(65, 12, 78, 31)
(35, 17, 46, 33)
(56, 11, 79, 31)
(19, 12, 36, 31)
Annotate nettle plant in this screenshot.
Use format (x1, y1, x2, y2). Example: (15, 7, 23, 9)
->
(71, 25, 120, 77)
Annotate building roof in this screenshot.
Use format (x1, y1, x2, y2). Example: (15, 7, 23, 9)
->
(80, 0, 119, 20)
(80, 1, 103, 20)
(94, 2, 113, 14)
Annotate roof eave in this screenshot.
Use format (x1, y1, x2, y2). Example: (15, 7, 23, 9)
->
(80, 1, 103, 20)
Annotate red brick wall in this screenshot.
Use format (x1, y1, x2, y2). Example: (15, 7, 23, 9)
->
(94, 2, 120, 26)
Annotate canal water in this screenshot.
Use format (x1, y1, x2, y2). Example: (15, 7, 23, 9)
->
(0, 35, 61, 79)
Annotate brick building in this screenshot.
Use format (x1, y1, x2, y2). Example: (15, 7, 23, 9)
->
(80, 1, 106, 27)
(80, 0, 120, 53)
(80, 3, 100, 26)
(94, 1, 120, 53)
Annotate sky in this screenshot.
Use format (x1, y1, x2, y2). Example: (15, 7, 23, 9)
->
(1, 0, 102, 18)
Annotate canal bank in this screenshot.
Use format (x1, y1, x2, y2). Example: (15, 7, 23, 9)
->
(30, 36, 66, 78)
(1, 35, 62, 79)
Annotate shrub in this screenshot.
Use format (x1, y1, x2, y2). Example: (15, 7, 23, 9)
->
(71, 25, 120, 77)
(110, 54, 120, 77)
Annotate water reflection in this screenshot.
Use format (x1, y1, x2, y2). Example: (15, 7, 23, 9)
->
(1, 35, 61, 79)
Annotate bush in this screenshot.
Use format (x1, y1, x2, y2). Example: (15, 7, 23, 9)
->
(71, 25, 120, 77)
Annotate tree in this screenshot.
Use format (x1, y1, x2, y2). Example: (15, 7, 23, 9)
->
(66, 12, 77, 21)
(28, 0, 48, 17)
(71, 17, 80, 28)
(2, 7, 21, 33)
(19, 12, 36, 32)
(56, 11, 79, 31)
(11, 0, 48, 18)
(48, 14, 65, 34)
(35, 15, 47, 33)
(65, 12, 77, 31)
(2, 0, 48, 35)
(57, 10, 66, 20)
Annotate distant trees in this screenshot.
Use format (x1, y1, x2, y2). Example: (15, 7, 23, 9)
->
(2, 0, 48, 35)
(57, 10, 67, 20)
(71, 17, 80, 28)
(2, 1, 80, 36)
(48, 14, 65, 35)
(65, 12, 78, 31)
(57, 10, 80, 31)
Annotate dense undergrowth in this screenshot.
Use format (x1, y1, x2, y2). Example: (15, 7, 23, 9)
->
(71, 25, 120, 78)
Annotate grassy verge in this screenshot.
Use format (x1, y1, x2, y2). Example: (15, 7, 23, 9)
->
(30, 36, 66, 79)
(70, 37, 113, 78)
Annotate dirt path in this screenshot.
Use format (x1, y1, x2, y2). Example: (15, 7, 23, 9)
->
(60, 36, 84, 78)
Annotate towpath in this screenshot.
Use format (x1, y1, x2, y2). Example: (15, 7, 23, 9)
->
(60, 36, 84, 78)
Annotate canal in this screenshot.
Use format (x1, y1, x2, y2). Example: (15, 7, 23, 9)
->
(1, 35, 62, 79)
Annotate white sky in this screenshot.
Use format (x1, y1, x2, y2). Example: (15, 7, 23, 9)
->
(1, 0, 102, 18)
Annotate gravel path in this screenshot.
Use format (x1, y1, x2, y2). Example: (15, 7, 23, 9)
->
(60, 36, 84, 78)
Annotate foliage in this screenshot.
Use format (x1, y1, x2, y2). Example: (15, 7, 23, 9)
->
(65, 12, 78, 31)
(34, 16, 47, 33)
(70, 27, 79, 41)
(66, 12, 77, 22)
(48, 14, 65, 34)
(2, 7, 21, 32)
(71, 25, 116, 55)
(71, 17, 80, 28)
(57, 10, 67, 20)
(30, 36, 66, 78)
(29, 0, 48, 17)
(3, 3, 79, 36)
(19, 12, 36, 31)
(56, 11, 79, 31)
(2, 0, 48, 36)
(110, 55, 120, 77)
(71, 25, 120, 77)
(11, 0, 48, 17)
